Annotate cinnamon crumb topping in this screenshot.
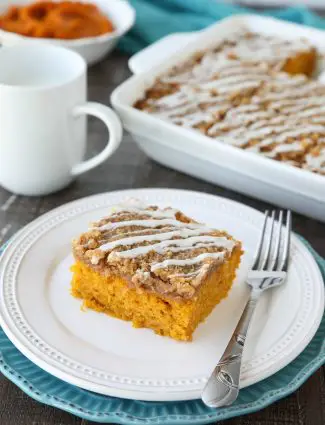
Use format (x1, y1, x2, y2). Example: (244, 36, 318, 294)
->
(72, 200, 242, 300)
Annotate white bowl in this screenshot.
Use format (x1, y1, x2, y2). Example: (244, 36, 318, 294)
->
(0, 0, 135, 65)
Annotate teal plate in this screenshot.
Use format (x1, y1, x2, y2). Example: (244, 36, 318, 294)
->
(0, 239, 325, 424)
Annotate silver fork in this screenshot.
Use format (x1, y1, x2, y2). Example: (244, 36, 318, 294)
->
(201, 209, 292, 408)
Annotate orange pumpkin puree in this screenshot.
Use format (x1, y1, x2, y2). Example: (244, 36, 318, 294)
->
(0, 1, 114, 39)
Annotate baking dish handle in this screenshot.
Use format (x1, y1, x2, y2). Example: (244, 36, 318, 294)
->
(128, 32, 199, 75)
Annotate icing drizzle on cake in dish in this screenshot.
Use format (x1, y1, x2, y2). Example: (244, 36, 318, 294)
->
(135, 29, 325, 175)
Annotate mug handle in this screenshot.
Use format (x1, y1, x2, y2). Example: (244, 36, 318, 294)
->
(70, 102, 122, 176)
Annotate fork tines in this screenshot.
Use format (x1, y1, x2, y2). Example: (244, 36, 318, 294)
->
(252, 210, 292, 273)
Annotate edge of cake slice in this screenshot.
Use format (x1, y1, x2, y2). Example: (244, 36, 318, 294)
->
(71, 199, 243, 341)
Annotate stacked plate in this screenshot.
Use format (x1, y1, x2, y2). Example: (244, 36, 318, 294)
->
(0, 188, 324, 423)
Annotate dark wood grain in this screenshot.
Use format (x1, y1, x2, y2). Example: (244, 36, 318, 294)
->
(0, 51, 324, 425)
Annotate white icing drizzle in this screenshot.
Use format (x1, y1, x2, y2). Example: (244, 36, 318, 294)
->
(217, 124, 323, 149)
(91, 202, 237, 278)
(151, 252, 225, 272)
(152, 86, 231, 125)
(218, 65, 268, 77)
(259, 125, 324, 147)
(270, 96, 325, 111)
(108, 236, 235, 259)
(275, 141, 307, 152)
(107, 205, 178, 219)
(155, 90, 189, 108)
(310, 116, 325, 124)
(225, 110, 274, 126)
(264, 141, 304, 158)
(252, 83, 325, 104)
(212, 80, 261, 94)
(198, 74, 267, 91)
(98, 229, 205, 252)
(100, 226, 223, 251)
(96, 218, 206, 232)
(174, 111, 214, 127)
(304, 146, 325, 171)
(283, 105, 325, 118)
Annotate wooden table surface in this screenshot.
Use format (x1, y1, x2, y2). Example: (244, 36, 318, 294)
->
(0, 52, 325, 425)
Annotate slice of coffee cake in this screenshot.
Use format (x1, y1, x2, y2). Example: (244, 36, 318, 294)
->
(71, 200, 242, 341)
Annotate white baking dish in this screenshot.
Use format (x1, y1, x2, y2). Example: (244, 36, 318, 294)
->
(111, 15, 325, 222)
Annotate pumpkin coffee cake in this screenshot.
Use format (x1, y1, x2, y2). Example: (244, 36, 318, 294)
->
(71, 200, 242, 341)
(135, 28, 325, 175)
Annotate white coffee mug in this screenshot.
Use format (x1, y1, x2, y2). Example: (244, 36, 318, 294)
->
(0, 44, 123, 196)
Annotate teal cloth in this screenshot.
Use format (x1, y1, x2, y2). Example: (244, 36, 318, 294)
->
(119, 0, 325, 54)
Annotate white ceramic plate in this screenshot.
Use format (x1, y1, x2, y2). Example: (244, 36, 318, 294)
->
(0, 189, 324, 401)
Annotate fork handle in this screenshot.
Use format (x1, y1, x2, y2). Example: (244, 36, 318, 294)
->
(201, 290, 260, 408)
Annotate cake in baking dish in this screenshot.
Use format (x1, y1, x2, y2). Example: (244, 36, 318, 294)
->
(70, 200, 243, 341)
(135, 29, 325, 175)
